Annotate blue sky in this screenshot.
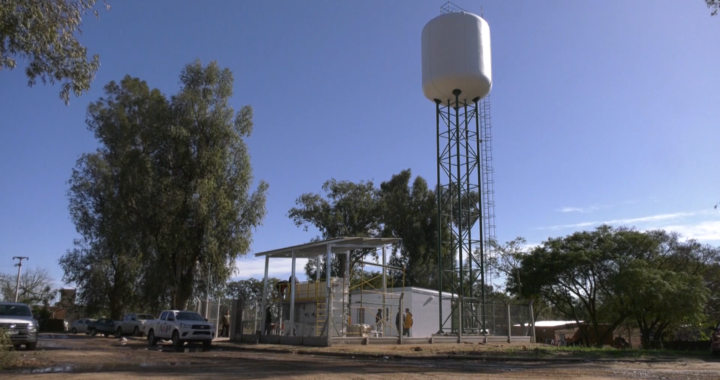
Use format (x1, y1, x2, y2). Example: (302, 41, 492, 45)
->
(1, 0, 719, 288)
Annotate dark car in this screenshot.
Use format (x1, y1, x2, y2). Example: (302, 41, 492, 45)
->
(87, 318, 118, 337)
(0, 302, 38, 350)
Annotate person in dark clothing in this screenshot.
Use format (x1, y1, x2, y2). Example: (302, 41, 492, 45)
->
(375, 308, 383, 331)
(264, 307, 273, 335)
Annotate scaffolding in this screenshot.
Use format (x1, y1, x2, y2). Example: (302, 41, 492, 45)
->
(348, 253, 405, 338)
(252, 237, 401, 345)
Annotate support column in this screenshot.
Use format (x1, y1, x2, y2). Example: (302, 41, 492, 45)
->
(344, 250, 350, 336)
(453, 89, 464, 338)
(529, 301, 536, 343)
(507, 303, 512, 343)
(399, 293, 404, 344)
(434, 99, 444, 335)
(260, 256, 269, 336)
(289, 250, 297, 336)
(326, 244, 333, 346)
(316, 255, 322, 282)
(382, 245, 387, 336)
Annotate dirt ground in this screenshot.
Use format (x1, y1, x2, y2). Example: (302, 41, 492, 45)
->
(2, 334, 720, 379)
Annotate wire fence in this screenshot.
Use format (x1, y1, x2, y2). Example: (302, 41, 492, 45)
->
(442, 300, 533, 337)
(196, 298, 233, 338)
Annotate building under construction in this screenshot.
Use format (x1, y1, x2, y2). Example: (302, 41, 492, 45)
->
(229, 238, 534, 347)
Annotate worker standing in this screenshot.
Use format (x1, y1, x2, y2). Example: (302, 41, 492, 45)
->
(403, 308, 413, 337)
(375, 308, 383, 332)
(264, 307, 273, 335)
(221, 310, 231, 337)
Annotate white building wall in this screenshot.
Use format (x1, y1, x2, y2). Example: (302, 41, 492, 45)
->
(349, 287, 452, 338)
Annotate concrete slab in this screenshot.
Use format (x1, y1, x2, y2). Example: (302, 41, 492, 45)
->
(279, 336, 304, 345)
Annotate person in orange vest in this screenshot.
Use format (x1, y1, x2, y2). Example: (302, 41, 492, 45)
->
(403, 308, 413, 337)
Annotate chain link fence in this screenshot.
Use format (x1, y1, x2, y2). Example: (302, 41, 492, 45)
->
(445, 299, 533, 338)
(196, 298, 233, 338)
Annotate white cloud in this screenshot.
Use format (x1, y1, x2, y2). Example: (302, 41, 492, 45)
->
(536, 210, 720, 242)
(234, 256, 309, 281)
(539, 211, 705, 231)
(557, 200, 639, 214)
(557, 204, 606, 213)
(661, 221, 720, 241)
(558, 207, 588, 213)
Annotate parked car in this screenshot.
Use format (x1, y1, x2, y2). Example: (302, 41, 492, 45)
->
(116, 313, 156, 337)
(87, 318, 118, 337)
(0, 302, 38, 350)
(145, 310, 214, 349)
(70, 318, 95, 334)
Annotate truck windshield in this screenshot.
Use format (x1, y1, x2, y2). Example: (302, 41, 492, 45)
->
(176, 312, 205, 321)
(0, 305, 32, 317)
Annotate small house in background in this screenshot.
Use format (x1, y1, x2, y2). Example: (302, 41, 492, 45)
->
(533, 320, 641, 348)
(532, 321, 580, 344)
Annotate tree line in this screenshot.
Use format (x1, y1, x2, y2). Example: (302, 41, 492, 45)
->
(498, 226, 720, 348)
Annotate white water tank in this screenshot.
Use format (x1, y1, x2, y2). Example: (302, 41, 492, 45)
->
(421, 12, 492, 103)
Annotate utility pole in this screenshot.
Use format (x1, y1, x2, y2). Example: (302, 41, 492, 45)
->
(12, 257, 29, 302)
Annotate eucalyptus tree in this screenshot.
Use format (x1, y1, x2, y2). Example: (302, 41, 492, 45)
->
(289, 179, 382, 280)
(1, 0, 108, 103)
(62, 60, 268, 312)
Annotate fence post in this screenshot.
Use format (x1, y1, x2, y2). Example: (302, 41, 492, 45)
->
(399, 292, 404, 344)
(457, 295, 462, 343)
(507, 304, 511, 343)
(529, 301, 536, 343)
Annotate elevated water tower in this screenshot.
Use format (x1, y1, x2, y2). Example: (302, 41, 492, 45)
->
(422, 2, 496, 336)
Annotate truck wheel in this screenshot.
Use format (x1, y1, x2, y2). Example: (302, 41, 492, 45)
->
(115, 327, 122, 338)
(71, 328, 77, 334)
(202, 340, 211, 350)
(26, 342, 37, 351)
(148, 330, 157, 346)
(172, 331, 183, 349)
(133, 326, 140, 337)
(90, 329, 97, 337)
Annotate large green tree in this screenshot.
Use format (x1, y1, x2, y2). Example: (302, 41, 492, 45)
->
(379, 169, 448, 289)
(514, 226, 656, 347)
(616, 231, 714, 348)
(225, 277, 279, 305)
(62, 61, 268, 313)
(1, 0, 108, 103)
(288, 179, 382, 280)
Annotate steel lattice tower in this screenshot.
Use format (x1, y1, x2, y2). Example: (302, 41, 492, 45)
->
(435, 92, 495, 336)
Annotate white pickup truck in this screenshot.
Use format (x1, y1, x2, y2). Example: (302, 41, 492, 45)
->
(145, 310, 215, 349)
(116, 313, 156, 337)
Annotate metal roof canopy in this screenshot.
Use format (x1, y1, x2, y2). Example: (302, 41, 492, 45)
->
(254, 237, 401, 259)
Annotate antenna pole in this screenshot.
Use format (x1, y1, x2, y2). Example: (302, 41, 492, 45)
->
(12, 256, 29, 302)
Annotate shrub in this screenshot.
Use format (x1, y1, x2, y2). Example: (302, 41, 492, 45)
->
(0, 328, 17, 369)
